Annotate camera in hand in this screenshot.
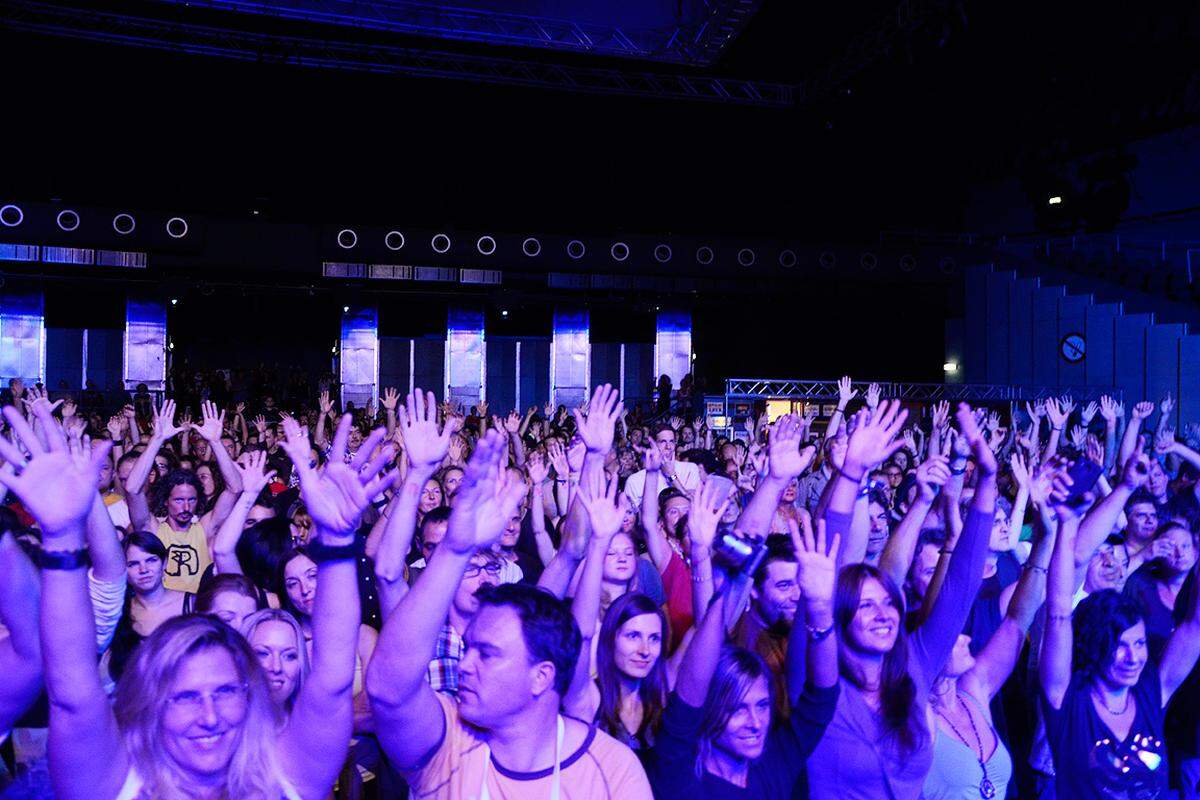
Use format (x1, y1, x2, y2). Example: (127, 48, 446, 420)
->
(711, 532, 769, 578)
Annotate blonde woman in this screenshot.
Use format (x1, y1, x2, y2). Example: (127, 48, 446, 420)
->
(0, 403, 393, 800)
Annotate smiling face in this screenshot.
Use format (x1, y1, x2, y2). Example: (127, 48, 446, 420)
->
(752, 559, 800, 626)
(603, 532, 638, 584)
(1085, 542, 1129, 592)
(867, 500, 889, 557)
(714, 674, 771, 762)
(1100, 620, 1148, 690)
(612, 612, 663, 681)
(283, 554, 318, 617)
(160, 647, 249, 783)
(846, 576, 901, 655)
(126, 544, 165, 595)
(248, 620, 302, 707)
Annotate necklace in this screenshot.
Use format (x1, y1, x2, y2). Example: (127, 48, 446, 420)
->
(935, 692, 996, 800)
(1092, 688, 1132, 716)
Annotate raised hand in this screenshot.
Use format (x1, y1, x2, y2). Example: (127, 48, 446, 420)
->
(503, 410, 521, 434)
(278, 414, 314, 466)
(576, 471, 623, 541)
(1025, 400, 1046, 422)
(669, 415, 683, 431)
(1161, 392, 1176, 417)
(932, 400, 951, 432)
(527, 450, 550, 485)
(477, 400, 489, 419)
(687, 478, 731, 554)
(1081, 401, 1099, 426)
(1044, 398, 1069, 430)
(399, 389, 453, 470)
(234, 449, 277, 497)
(837, 375, 858, 407)
(543, 400, 554, 418)
(1155, 429, 1178, 456)
(794, 517, 841, 606)
(865, 382, 882, 410)
(573, 384, 623, 455)
(106, 414, 124, 441)
(235, 401, 246, 416)
(636, 439, 663, 471)
(0, 406, 110, 536)
(318, 391, 334, 416)
(1068, 424, 1087, 450)
(152, 399, 186, 441)
(252, 414, 268, 436)
(1085, 434, 1104, 466)
(23, 386, 62, 419)
(843, 399, 908, 474)
(1131, 401, 1155, 421)
(547, 439, 570, 476)
(292, 414, 394, 539)
(1099, 395, 1120, 424)
(443, 430, 528, 554)
(985, 410, 1002, 433)
(566, 437, 587, 473)
(767, 415, 816, 480)
(194, 399, 226, 443)
(61, 398, 77, 420)
(957, 402, 997, 476)
(1119, 447, 1151, 491)
(903, 428, 919, 457)
(914, 455, 950, 502)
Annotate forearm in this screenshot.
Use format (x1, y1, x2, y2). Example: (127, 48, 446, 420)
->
(212, 492, 257, 573)
(85, 491, 125, 582)
(39, 527, 106, 710)
(733, 474, 788, 540)
(208, 436, 242, 493)
(385, 409, 396, 439)
(676, 589, 728, 707)
(373, 469, 431, 584)
(1007, 517, 1055, 630)
(1040, 517, 1077, 703)
(509, 432, 526, 467)
(308, 546, 361, 696)
(530, 485, 556, 566)
(880, 496, 934, 589)
(1075, 484, 1132, 568)
(690, 543, 714, 624)
(369, 548, 472, 702)
(1104, 420, 1118, 472)
(571, 538, 610, 640)
(313, 413, 329, 447)
(803, 598, 837, 689)
(1042, 427, 1061, 463)
(124, 434, 165, 494)
(1117, 417, 1141, 472)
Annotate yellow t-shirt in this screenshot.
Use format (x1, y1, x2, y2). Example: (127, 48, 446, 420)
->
(404, 693, 652, 800)
(154, 519, 211, 594)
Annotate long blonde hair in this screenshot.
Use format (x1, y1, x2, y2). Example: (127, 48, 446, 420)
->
(241, 608, 311, 712)
(113, 615, 284, 800)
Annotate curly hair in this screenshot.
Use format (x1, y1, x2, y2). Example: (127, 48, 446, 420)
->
(1072, 589, 1145, 680)
(151, 468, 206, 519)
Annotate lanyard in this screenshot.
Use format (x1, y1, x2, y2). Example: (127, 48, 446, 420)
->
(479, 715, 564, 800)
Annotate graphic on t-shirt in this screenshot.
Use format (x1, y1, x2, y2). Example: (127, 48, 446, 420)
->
(165, 544, 200, 577)
(1088, 732, 1165, 799)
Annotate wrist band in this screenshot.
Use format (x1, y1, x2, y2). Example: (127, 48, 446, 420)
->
(1025, 563, 1049, 574)
(949, 461, 968, 475)
(36, 547, 91, 571)
(837, 469, 865, 484)
(1048, 613, 1072, 623)
(807, 623, 835, 642)
(306, 539, 359, 563)
(939, 547, 954, 555)
(691, 572, 712, 584)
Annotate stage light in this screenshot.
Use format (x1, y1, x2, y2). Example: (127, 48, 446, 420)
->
(168, 340, 175, 350)
(166, 217, 188, 238)
(501, 309, 509, 317)
(476, 236, 497, 256)
(522, 237, 541, 257)
(252, 209, 260, 216)
(384, 231, 406, 251)
(0, 205, 23, 227)
(337, 229, 358, 249)
(567, 240, 586, 260)
(778, 250, 798, 268)
(737, 248, 756, 267)
(113, 213, 136, 235)
(695, 246, 714, 265)
(610, 242, 630, 262)
(943, 361, 959, 374)
(431, 234, 451, 254)
(343, 305, 350, 313)
(654, 244, 672, 263)
(57, 209, 80, 231)
(1048, 196, 1062, 205)
(170, 298, 178, 305)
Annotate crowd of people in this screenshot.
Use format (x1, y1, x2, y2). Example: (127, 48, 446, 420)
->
(2, 372, 1200, 800)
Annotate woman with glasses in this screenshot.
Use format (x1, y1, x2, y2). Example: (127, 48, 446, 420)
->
(0, 404, 389, 800)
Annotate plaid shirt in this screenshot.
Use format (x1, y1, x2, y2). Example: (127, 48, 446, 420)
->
(427, 621, 464, 696)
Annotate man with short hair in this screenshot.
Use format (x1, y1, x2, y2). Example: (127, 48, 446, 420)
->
(732, 536, 799, 718)
(367, 430, 651, 799)
(622, 425, 701, 507)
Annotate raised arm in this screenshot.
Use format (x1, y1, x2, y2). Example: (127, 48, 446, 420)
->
(687, 478, 732, 624)
(0, 406, 127, 800)
(824, 376, 857, 440)
(210, 450, 276, 575)
(1039, 503, 1080, 710)
(879, 455, 948, 589)
(366, 431, 525, 768)
(825, 401, 908, 567)
(911, 404, 996, 682)
(196, 400, 242, 535)
(0, 527, 41, 733)
(734, 414, 815, 540)
(124, 398, 186, 530)
(313, 391, 333, 449)
(381, 387, 399, 439)
(527, 452, 557, 566)
(503, 411, 527, 467)
(638, 442, 672, 574)
(1118, 402, 1154, 473)
(674, 585, 730, 708)
(789, 517, 840, 699)
(1099, 395, 1120, 473)
(372, 389, 451, 618)
(1074, 452, 1146, 575)
(278, 414, 395, 800)
(1042, 397, 1072, 462)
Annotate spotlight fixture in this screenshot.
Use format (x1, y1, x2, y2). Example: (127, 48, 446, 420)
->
(431, 234, 451, 254)
(336, 229, 358, 249)
(610, 242, 630, 262)
(476, 235, 497, 256)
(943, 361, 959, 374)
(170, 298, 178, 305)
(567, 240, 586, 260)
(0, 204, 23, 227)
(778, 250, 798, 268)
(860, 252, 878, 271)
(899, 254, 917, 273)
(166, 217, 188, 239)
(56, 209, 80, 232)
(384, 231, 406, 251)
(695, 246, 714, 265)
(112, 213, 136, 235)
(654, 244, 672, 263)
(737, 248, 756, 267)
(1048, 196, 1063, 206)
(501, 309, 509, 318)
(343, 305, 350, 313)
(522, 237, 541, 257)
(818, 250, 837, 270)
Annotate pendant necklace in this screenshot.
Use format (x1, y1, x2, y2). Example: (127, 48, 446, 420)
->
(936, 692, 996, 799)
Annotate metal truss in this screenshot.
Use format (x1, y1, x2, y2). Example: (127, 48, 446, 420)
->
(0, 1, 791, 106)
(144, 0, 764, 66)
(725, 379, 1121, 404)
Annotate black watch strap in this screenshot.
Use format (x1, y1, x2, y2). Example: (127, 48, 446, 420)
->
(36, 547, 92, 571)
(306, 539, 360, 563)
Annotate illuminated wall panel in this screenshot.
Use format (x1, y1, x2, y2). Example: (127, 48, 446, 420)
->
(0, 289, 45, 385)
(340, 305, 379, 410)
(123, 297, 166, 391)
(551, 308, 590, 408)
(654, 309, 692, 389)
(445, 307, 486, 412)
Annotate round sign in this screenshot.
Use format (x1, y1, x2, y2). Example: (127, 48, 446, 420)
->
(1060, 333, 1086, 363)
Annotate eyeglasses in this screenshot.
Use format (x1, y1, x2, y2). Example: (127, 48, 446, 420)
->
(464, 563, 503, 579)
(167, 683, 248, 713)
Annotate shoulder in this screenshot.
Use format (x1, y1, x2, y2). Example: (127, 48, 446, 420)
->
(576, 726, 653, 796)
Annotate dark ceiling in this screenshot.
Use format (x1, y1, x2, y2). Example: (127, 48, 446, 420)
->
(2, 0, 1199, 238)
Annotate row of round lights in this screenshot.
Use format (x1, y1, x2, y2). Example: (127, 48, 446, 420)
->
(332, 228, 809, 267)
(0, 204, 189, 239)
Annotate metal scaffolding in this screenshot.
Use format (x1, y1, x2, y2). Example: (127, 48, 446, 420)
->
(0, 1, 792, 106)
(724, 378, 1122, 403)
